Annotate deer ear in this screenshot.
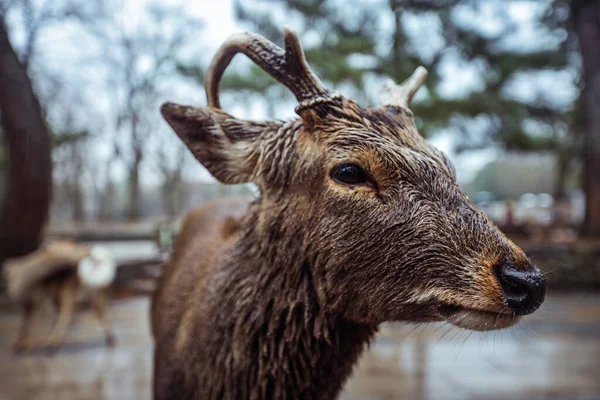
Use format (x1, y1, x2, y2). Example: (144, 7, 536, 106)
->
(161, 103, 267, 184)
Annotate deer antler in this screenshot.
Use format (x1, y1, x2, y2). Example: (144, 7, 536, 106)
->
(205, 25, 340, 114)
(379, 66, 428, 109)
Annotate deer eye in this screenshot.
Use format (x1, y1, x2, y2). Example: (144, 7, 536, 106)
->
(331, 163, 369, 186)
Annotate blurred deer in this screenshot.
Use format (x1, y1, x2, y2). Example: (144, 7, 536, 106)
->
(152, 26, 546, 400)
(4, 241, 116, 353)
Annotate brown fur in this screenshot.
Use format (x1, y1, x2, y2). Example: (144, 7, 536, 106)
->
(5, 242, 114, 353)
(152, 29, 545, 400)
(12, 269, 114, 353)
(4, 240, 90, 301)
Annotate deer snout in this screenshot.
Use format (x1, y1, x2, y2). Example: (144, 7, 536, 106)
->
(494, 262, 546, 316)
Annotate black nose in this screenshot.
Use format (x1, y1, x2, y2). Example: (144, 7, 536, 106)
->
(494, 262, 546, 315)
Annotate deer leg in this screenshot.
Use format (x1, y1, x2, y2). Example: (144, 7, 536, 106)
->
(92, 289, 115, 347)
(43, 286, 61, 337)
(13, 301, 35, 353)
(45, 278, 77, 351)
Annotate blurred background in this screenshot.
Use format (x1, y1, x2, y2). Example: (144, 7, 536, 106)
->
(0, 0, 599, 399)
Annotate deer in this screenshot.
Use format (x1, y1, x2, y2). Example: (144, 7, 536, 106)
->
(152, 26, 546, 400)
(4, 240, 116, 353)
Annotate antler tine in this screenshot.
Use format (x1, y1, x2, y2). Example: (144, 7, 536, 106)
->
(379, 66, 428, 109)
(205, 25, 336, 113)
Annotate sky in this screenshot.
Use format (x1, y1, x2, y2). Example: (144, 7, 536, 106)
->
(171, 0, 495, 183)
(175, 0, 505, 183)
(6, 0, 576, 187)
(170, 0, 575, 184)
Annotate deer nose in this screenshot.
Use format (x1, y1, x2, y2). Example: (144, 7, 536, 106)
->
(494, 262, 546, 315)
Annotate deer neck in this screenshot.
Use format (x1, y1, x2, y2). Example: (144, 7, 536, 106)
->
(203, 207, 377, 399)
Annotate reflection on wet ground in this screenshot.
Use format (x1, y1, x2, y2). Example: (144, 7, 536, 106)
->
(1, 293, 599, 400)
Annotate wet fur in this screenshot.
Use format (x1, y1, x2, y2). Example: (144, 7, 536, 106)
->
(152, 98, 537, 399)
(13, 268, 114, 353)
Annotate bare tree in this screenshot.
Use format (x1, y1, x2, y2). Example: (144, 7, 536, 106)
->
(2, 0, 107, 223)
(2, 0, 101, 74)
(0, 19, 51, 262)
(573, 0, 600, 235)
(155, 140, 189, 217)
(97, 143, 120, 221)
(52, 129, 91, 221)
(90, 3, 203, 219)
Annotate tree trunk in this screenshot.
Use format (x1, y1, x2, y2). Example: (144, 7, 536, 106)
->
(573, 0, 600, 235)
(389, 0, 403, 83)
(161, 183, 173, 217)
(126, 156, 141, 220)
(71, 179, 85, 221)
(126, 115, 142, 220)
(99, 179, 115, 221)
(71, 145, 85, 221)
(554, 144, 571, 202)
(162, 171, 182, 217)
(0, 21, 52, 263)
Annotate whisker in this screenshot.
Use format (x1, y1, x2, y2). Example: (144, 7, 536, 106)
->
(435, 325, 455, 345)
(417, 323, 429, 341)
(452, 328, 466, 352)
(455, 330, 474, 360)
(399, 323, 422, 342)
(432, 322, 449, 335)
(478, 332, 486, 353)
(519, 321, 539, 338)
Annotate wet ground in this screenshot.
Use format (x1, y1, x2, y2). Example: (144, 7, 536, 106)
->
(0, 293, 599, 400)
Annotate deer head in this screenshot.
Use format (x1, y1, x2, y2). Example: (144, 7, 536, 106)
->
(161, 26, 545, 331)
